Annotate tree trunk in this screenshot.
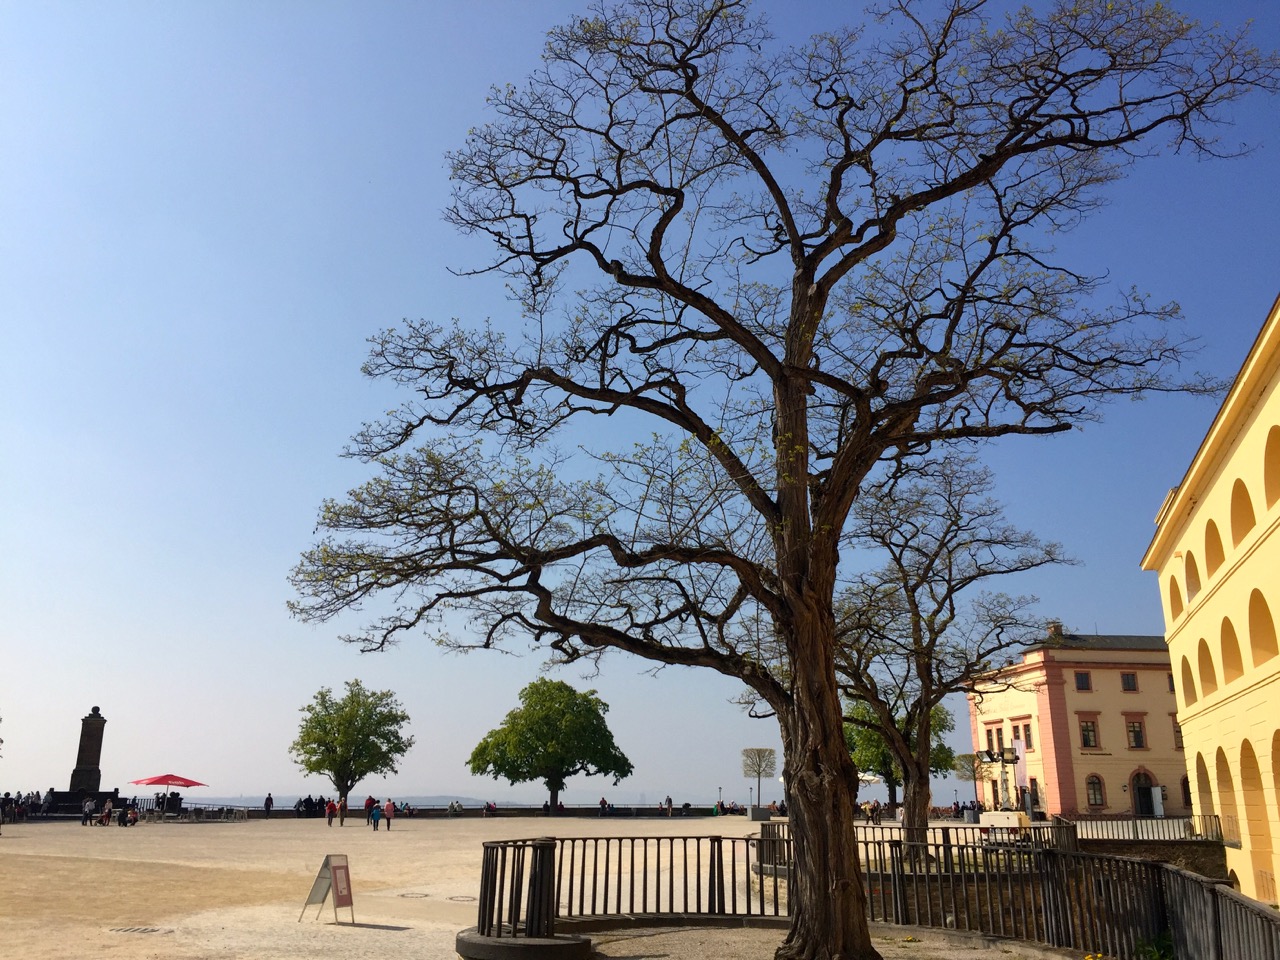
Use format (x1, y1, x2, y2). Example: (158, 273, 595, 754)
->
(900, 760, 932, 848)
(775, 609, 882, 960)
(884, 777, 899, 808)
(549, 786, 560, 815)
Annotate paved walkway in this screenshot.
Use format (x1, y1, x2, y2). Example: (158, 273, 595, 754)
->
(0, 815, 1078, 959)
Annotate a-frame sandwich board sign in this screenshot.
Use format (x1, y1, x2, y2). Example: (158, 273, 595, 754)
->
(298, 853, 355, 923)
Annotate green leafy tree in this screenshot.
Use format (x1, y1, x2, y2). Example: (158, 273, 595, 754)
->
(289, 680, 414, 800)
(468, 678, 633, 812)
(844, 704, 956, 808)
(291, 3, 1278, 957)
(742, 747, 777, 806)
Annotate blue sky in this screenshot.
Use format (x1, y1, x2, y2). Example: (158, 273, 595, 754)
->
(2, 0, 1278, 807)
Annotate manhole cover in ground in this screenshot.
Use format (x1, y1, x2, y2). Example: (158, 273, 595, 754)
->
(448, 895, 478, 902)
(110, 927, 173, 935)
(399, 892, 430, 898)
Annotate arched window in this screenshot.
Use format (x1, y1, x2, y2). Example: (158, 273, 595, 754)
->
(1232, 479, 1256, 546)
(1181, 656, 1198, 706)
(1195, 753, 1214, 815)
(1205, 520, 1225, 577)
(1216, 747, 1240, 843)
(1198, 638, 1219, 696)
(1170, 577, 1184, 620)
(1249, 590, 1279, 666)
(1185, 552, 1202, 601)
(1222, 618, 1244, 683)
(1085, 775, 1105, 808)
(1270, 732, 1280, 830)
(1266, 426, 1280, 508)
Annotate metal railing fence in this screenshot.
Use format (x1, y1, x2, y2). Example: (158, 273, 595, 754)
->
(1056, 813, 1224, 842)
(473, 830, 1280, 960)
(554, 834, 788, 920)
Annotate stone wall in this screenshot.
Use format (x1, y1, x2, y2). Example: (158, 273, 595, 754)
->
(1077, 838, 1227, 879)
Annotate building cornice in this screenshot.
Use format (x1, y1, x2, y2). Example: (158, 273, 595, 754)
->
(1142, 292, 1280, 570)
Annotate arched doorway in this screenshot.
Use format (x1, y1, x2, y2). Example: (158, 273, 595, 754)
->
(1132, 771, 1156, 816)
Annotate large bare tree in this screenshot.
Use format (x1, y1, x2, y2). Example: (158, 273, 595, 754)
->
(836, 455, 1066, 843)
(291, 2, 1277, 957)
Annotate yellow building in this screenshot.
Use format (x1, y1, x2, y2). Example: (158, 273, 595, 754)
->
(967, 627, 1188, 818)
(1141, 293, 1280, 903)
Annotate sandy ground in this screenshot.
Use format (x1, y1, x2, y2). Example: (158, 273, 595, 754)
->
(0, 815, 1077, 960)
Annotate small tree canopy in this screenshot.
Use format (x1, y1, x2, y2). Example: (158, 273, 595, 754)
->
(953, 753, 993, 785)
(468, 678, 633, 811)
(289, 680, 414, 800)
(844, 703, 956, 803)
(742, 747, 777, 804)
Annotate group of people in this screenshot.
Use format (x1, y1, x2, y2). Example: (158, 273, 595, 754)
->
(857, 799, 885, 824)
(273, 793, 413, 828)
(290, 794, 336, 818)
(363, 796, 406, 830)
(79, 795, 139, 826)
(1, 789, 53, 822)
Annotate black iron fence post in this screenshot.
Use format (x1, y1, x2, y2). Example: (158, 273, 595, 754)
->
(478, 843, 499, 936)
(1036, 848, 1065, 948)
(526, 838, 557, 938)
(888, 839, 906, 923)
(707, 836, 726, 914)
(1208, 879, 1224, 960)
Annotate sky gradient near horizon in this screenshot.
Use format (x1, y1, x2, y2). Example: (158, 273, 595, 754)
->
(3, 0, 1280, 808)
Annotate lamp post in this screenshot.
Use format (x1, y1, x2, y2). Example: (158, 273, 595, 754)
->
(979, 747, 1019, 810)
(749, 786, 753, 810)
(718, 786, 722, 804)
(1001, 746, 1017, 810)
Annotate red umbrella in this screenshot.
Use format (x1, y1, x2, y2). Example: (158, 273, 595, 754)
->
(129, 774, 208, 816)
(129, 774, 207, 789)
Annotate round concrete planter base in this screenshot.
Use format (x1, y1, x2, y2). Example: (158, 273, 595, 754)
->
(456, 928, 593, 960)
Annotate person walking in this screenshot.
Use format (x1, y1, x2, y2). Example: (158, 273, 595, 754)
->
(338, 796, 347, 826)
(364, 795, 376, 824)
(325, 798, 337, 827)
(383, 798, 395, 831)
(263, 793, 273, 819)
(371, 803, 383, 831)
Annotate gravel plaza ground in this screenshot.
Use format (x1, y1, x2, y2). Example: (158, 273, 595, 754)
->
(0, 813, 1079, 959)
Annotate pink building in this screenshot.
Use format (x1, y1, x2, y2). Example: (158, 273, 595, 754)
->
(967, 627, 1188, 817)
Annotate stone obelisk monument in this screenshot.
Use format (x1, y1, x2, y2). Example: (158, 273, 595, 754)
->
(69, 706, 107, 793)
